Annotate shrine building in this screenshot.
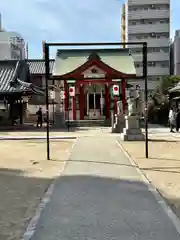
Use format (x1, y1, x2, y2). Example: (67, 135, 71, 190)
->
(52, 48, 136, 121)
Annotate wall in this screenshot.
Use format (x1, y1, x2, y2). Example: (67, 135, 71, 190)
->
(27, 104, 54, 120)
(174, 31, 180, 76)
(0, 43, 11, 59)
(28, 75, 45, 105)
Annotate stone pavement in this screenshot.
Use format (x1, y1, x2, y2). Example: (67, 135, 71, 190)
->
(0, 125, 179, 140)
(0, 127, 111, 139)
(24, 136, 180, 240)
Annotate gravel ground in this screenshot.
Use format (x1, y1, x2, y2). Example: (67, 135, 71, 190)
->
(0, 139, 73, 240)
(120, 136, 180, 219)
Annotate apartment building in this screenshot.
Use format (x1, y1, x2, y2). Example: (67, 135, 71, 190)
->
(0, 31, 26, 60)
(127, 0, 170, 90)
(173, 30, 180, 76)
(0, 14, 25, 60)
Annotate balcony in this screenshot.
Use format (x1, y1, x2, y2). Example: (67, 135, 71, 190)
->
(132, 52, 169, 62)
(135, 66, 169, 76)
(127, 38, 170, 48)
(128, 0, 170, 5)
(128, 10, 169, 20)
(128, 23, 169, 34)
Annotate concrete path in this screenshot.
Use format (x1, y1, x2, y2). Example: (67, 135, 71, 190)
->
(26, 136, 180, 239)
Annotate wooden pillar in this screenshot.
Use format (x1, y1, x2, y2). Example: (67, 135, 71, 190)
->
(79, 84, 84, 120)
(105, 84, 110, 119)
(114, 96, 118, 115)
(72, 88, 76, 120)
(64, 81, 68, 112)
(121, 79, 126, 113)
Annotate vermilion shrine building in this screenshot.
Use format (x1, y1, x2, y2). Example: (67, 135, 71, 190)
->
(52, 48, 136, 121)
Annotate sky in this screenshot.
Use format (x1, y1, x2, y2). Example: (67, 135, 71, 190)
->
(0, 0, 179, 58)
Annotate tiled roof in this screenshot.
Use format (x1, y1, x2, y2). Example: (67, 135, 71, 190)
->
(27, 59, 54, 75)
(0, 60, 45, 94)
(0, 61, 29, 93)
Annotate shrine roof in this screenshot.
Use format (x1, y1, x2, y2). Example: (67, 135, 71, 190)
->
(27, 59, 55, 75)
(53, 48, 136, 77)
(0, 60, 45, 95)
(0, 60, 30, 94)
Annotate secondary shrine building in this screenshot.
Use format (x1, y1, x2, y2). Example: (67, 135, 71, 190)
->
(52, 48, 136, 121)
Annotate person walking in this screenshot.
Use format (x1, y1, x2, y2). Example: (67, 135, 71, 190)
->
(169, 107, 176, 132)
(176, 108, 180, 132)
(36, 107, 43, 128)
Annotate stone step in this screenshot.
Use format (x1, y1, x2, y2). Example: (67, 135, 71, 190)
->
(66, 120, 110, 127)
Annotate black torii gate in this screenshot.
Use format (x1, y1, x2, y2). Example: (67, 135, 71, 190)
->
(44, 42, 148, 160)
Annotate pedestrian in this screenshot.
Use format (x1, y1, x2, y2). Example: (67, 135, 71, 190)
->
(176, 108, 180, 132)
(36, 107, 43, 128)
(168, 107, 176, 132)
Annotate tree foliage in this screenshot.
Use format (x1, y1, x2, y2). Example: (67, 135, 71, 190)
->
(148, 76, 180, 124)
(159, 75, 180, 94)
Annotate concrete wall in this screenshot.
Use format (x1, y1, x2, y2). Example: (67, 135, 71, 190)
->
(174, 30, 180, 76)
(27, 104, 54, 121)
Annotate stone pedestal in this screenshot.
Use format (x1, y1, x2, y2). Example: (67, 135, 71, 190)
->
(112, 113, 125, 133)
(53, 89, 67, 129)
(53, 103, 66, 129)
(121, 115, 144, 141)
(53, 112, 66, 129)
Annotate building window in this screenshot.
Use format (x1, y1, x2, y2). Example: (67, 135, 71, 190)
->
(148, 62, 156, 67)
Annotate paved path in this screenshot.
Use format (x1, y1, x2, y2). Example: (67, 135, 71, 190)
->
(27, 136, 180, 239)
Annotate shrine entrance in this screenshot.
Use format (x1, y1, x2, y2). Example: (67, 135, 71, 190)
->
(42, 42, 149, 160)
(76, 82, 109, 121)
(53, 48, 137, 122)
(83, 83, 105, 120)
(64, 77, 126, 122)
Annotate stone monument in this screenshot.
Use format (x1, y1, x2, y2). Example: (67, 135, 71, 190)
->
(53, 89, 66, 129)
(111, 101, 125, 133)
(121, 94, 144, 141)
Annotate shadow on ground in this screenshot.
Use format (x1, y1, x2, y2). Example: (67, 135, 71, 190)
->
(30, 174, 180, 240)
(0, 168, 52, 240)
(148, 138, 180, 143)
(1, 167, 180, 240)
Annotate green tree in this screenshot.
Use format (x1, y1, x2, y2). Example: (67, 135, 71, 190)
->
(159, 76, 180, 94)
(150, 76, 180, 107)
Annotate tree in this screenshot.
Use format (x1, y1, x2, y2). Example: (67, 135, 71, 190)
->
(150, 76, 180, 106)
(158, 76, 180, 94)
(148, 76, 180, 124)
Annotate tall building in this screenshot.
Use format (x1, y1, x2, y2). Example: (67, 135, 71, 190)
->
(0, 31, 26, 60)
(173, 30, 180, 76)
(0, 14, 25, 60)
(126, 0, 170, 90)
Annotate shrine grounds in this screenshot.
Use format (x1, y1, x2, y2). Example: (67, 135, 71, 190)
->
(121, 134, 180, 219)
(1, 127, 180, 239)
(0, 139, 74, 240)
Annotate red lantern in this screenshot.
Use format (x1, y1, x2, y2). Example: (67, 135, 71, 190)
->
(69, 86, 75, 97)
(112, 85, 119, 96)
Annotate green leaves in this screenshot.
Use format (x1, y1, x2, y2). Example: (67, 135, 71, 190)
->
(159, 76, 180, 94)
